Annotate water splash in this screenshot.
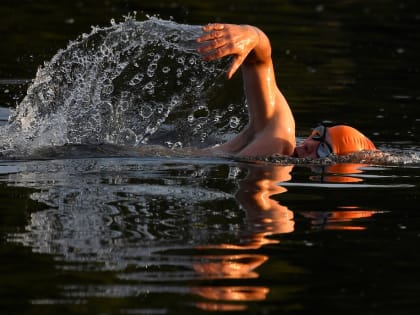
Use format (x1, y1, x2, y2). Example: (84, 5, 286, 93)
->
(245, 149, 420, 167)
(0, 16, 236, 157)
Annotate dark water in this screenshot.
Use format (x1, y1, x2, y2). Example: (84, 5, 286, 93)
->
(1, 1, 420, 315)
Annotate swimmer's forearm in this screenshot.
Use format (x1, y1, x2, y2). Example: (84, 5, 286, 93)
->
(203, 124, 255, 155)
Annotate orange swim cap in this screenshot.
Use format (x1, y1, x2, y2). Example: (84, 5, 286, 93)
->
(328, 125, 376, 155)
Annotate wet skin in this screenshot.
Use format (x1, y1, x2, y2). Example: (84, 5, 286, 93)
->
(294, 130, 334, 158)
(294, 138, 320, 158)
(196, 23, 296, 157)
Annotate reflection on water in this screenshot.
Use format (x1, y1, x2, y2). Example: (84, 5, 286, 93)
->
(1, 155, 398, 312)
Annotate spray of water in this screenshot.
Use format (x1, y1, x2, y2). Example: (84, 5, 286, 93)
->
(0, 15, 241, 157)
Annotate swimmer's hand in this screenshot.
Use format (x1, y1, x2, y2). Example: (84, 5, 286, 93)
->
(196, 23, 271, 79)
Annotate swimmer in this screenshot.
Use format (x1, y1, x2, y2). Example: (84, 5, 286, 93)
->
(196, 23, 376, 158)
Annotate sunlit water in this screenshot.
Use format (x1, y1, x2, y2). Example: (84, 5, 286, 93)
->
(1, 4, 420, 315)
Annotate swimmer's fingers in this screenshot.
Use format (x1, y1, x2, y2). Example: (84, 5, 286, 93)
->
(196, 30, 224, 43)
(196, 23, 257, 79)
(202, 23, 225, 33)
(197, 43, 234, 62)
(197, 44, 248, 79)
(196, 36, 228, 56)
(198, 45, 243, 79)
(196, 24, 226, 43)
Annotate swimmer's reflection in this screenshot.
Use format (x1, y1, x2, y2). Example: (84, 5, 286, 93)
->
(302, 163, 380, 230)
(192, 162, 380, 311)
(192, 163, 294, 311)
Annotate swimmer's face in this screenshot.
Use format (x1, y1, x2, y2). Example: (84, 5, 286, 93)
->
(294, 126, 333, 158)
(294, 138, 321, 158)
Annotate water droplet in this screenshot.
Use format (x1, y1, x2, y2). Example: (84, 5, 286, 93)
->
(172, 141, 183, 149)
(188, 56, 196, 65)
(143, 82, 155, 91)
(396, 48, 405, 54)
(120, 33, 129, 44)
(177, 56, 185, 64)
(200, 132, 207, 142)
(117, 128, 137, 145)
(140, 105, 153, 119)
(176, 68, 183, 78)
(229, 116, 240, 129)
(153, 54, 161, 62)
(64, 18, 75, 25)
(147, 63, 157, 77)
(156, 104, 164, 114)
(304, 240, 314, 247)
(207, 64, 215, 73)
(129, 73, 144, 86)
(193, 105, 209, 119)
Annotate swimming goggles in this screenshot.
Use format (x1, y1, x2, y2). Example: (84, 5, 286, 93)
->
(311, 125, 333, 158)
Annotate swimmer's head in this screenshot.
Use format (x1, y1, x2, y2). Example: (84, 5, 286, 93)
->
(294, 124, 376, 158)
(328, 125, 376, 155)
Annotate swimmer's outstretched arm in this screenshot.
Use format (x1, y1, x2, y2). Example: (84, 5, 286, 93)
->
(196, 24, 295, 156)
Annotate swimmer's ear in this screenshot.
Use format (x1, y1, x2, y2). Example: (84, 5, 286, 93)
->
(227, 55, 245, 79)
